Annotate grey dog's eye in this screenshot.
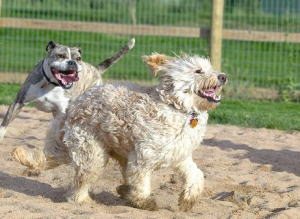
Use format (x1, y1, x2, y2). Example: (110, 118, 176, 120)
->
(57, 54, 66, 59)
(195, 69, 203, 74)
(76, 57, 81, 61)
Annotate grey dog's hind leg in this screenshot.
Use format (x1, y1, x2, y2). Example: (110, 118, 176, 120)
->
(98, 38, 135, 72)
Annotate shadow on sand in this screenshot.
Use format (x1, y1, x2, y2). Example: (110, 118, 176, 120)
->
(0, 171, 66, 202)
(203, 138, 300, 176)
(0, 171, 127, 207)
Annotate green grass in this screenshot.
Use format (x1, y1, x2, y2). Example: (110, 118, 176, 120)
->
(1, 28, 299, 88)
(0, 83, 299, 131)
(210, 99, 300, 131)
(0, 28, 210, 81)
(0, 83, 20, 105)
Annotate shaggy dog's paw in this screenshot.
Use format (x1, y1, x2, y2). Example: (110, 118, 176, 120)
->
(178, 191, 198, 212)
(11, 147, 43, 169)
(67, 192, 93, 204)
(11, 147, 30, 165)
(116, 184, 130, 198)
(23, 168, 41, 177)
(130, 197, 158, 211)
(117, 185, 158, 210)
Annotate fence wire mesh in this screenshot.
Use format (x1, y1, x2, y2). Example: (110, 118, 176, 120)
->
(0, 0, 299, 101)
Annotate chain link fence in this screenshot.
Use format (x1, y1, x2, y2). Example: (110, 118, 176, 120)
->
(0, 0, 299, 101)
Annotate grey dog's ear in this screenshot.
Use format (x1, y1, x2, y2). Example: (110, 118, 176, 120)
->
(46, 41, 56, 52)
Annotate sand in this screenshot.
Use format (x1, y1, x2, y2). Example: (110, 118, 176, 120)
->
(0, 105, 299, 218)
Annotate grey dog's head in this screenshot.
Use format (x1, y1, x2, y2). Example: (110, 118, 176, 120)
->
(44, 41, 82, 89)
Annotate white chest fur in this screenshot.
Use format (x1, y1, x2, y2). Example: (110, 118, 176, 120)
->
(25, 81, 70, 114)
(149, 111, 208, 168)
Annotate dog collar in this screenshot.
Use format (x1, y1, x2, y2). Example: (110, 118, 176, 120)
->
(41, 63, 60, 87)
(189, 112, 198, 128)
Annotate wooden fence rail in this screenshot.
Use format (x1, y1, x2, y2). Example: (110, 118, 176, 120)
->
(1, 17, 299, 43)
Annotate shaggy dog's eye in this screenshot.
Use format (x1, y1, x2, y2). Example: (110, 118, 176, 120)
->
(76, 57, 81, 61)
(195, 69, 204, 74)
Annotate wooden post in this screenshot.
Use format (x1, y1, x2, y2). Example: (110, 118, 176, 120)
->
(129, 0, 137, 25)
(210, 0, 224, 71)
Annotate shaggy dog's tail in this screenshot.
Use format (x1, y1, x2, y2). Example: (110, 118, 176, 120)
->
(98, 38, 135, 72)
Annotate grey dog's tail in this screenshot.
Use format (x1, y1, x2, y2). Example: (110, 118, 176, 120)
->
(98, 38, 135, 73)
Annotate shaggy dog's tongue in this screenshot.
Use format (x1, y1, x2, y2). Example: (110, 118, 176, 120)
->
(203, 89, 216, 97)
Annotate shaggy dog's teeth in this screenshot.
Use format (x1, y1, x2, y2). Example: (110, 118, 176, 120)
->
(215, 95, 221, 101)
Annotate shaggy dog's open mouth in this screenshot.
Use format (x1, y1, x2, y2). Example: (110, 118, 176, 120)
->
(197, 85, 222, 103)
(51, 67, 79, 89)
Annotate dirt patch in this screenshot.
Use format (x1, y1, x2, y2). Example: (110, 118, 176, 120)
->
(0, 106, 299, 218)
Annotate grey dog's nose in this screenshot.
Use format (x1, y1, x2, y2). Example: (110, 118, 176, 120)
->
(218, 73, 227, 84)
(67, 60, 76, 66)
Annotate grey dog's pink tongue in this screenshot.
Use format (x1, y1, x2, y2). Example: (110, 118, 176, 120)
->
(54, 71, 79, 85)
(61, 73, 79, 85)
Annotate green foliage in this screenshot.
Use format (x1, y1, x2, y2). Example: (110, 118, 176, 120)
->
(278, 78, 299, 102)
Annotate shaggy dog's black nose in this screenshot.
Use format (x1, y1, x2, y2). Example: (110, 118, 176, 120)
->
(67, 60, 76, 66)
(218, 73, 227, 84)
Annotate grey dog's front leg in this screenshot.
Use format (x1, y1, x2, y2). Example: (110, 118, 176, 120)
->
(0, 82, 33, 140)
(0, 102, 24, 138)
(0, 60, 45, 141)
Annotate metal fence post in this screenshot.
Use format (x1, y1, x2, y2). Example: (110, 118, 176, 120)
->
(210, 0, 224, 71)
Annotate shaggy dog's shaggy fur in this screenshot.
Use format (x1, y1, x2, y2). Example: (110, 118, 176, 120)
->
(63, 53, 227, 211)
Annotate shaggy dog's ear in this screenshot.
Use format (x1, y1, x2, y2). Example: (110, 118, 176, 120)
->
(142, 53, 170, 76)
(179, 52, 189, 59)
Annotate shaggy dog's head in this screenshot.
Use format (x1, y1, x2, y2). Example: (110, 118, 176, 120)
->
(143, 53, 227, 112)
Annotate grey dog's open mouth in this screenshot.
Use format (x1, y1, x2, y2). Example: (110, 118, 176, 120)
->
(197, 85, 222, 103)
(51, 67, 79, 89)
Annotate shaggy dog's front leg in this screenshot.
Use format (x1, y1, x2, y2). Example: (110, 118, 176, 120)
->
(66, 132, 109, 204)
(117, 155, 157, 211)
(176, 156, 204, 211)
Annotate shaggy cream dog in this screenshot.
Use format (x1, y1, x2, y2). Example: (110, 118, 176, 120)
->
(65, 53, 226, 211)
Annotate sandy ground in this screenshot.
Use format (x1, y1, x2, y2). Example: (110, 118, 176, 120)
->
(0, 105, 299, 219)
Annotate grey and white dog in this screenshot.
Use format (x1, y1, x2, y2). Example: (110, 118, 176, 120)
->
(0, 38, 135, 140)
